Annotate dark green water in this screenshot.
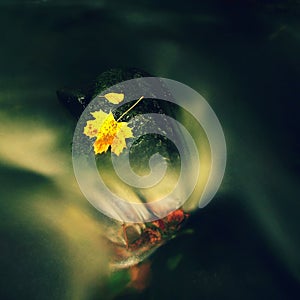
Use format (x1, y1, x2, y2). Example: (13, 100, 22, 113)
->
(0, 1, 299, 299)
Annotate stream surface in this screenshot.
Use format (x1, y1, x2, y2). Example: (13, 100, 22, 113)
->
(0, 1, 299, 299)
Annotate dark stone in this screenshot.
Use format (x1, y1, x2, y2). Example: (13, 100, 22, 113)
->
(57, 68, 189, 207)
(56, 68, 152, 119)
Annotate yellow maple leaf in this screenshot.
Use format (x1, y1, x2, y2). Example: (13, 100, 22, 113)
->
(84, 110, 133, 156)
(99, 92, 124, 104)
(84, 96, 144, 156)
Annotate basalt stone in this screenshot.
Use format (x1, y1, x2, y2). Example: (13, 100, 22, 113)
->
(57, 68, 183, 171)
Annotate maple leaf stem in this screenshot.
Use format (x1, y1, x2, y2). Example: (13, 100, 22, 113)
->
(117, 96, 144, 121)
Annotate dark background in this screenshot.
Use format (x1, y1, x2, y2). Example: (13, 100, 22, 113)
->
(0, 0, 299, 299)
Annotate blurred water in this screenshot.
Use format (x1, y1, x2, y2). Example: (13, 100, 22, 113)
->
(0, 1, 299, 299)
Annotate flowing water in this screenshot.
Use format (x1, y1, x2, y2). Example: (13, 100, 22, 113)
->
(0, 1, 299, 299)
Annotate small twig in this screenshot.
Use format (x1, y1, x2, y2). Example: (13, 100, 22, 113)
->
(117, 96, 144, 121)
